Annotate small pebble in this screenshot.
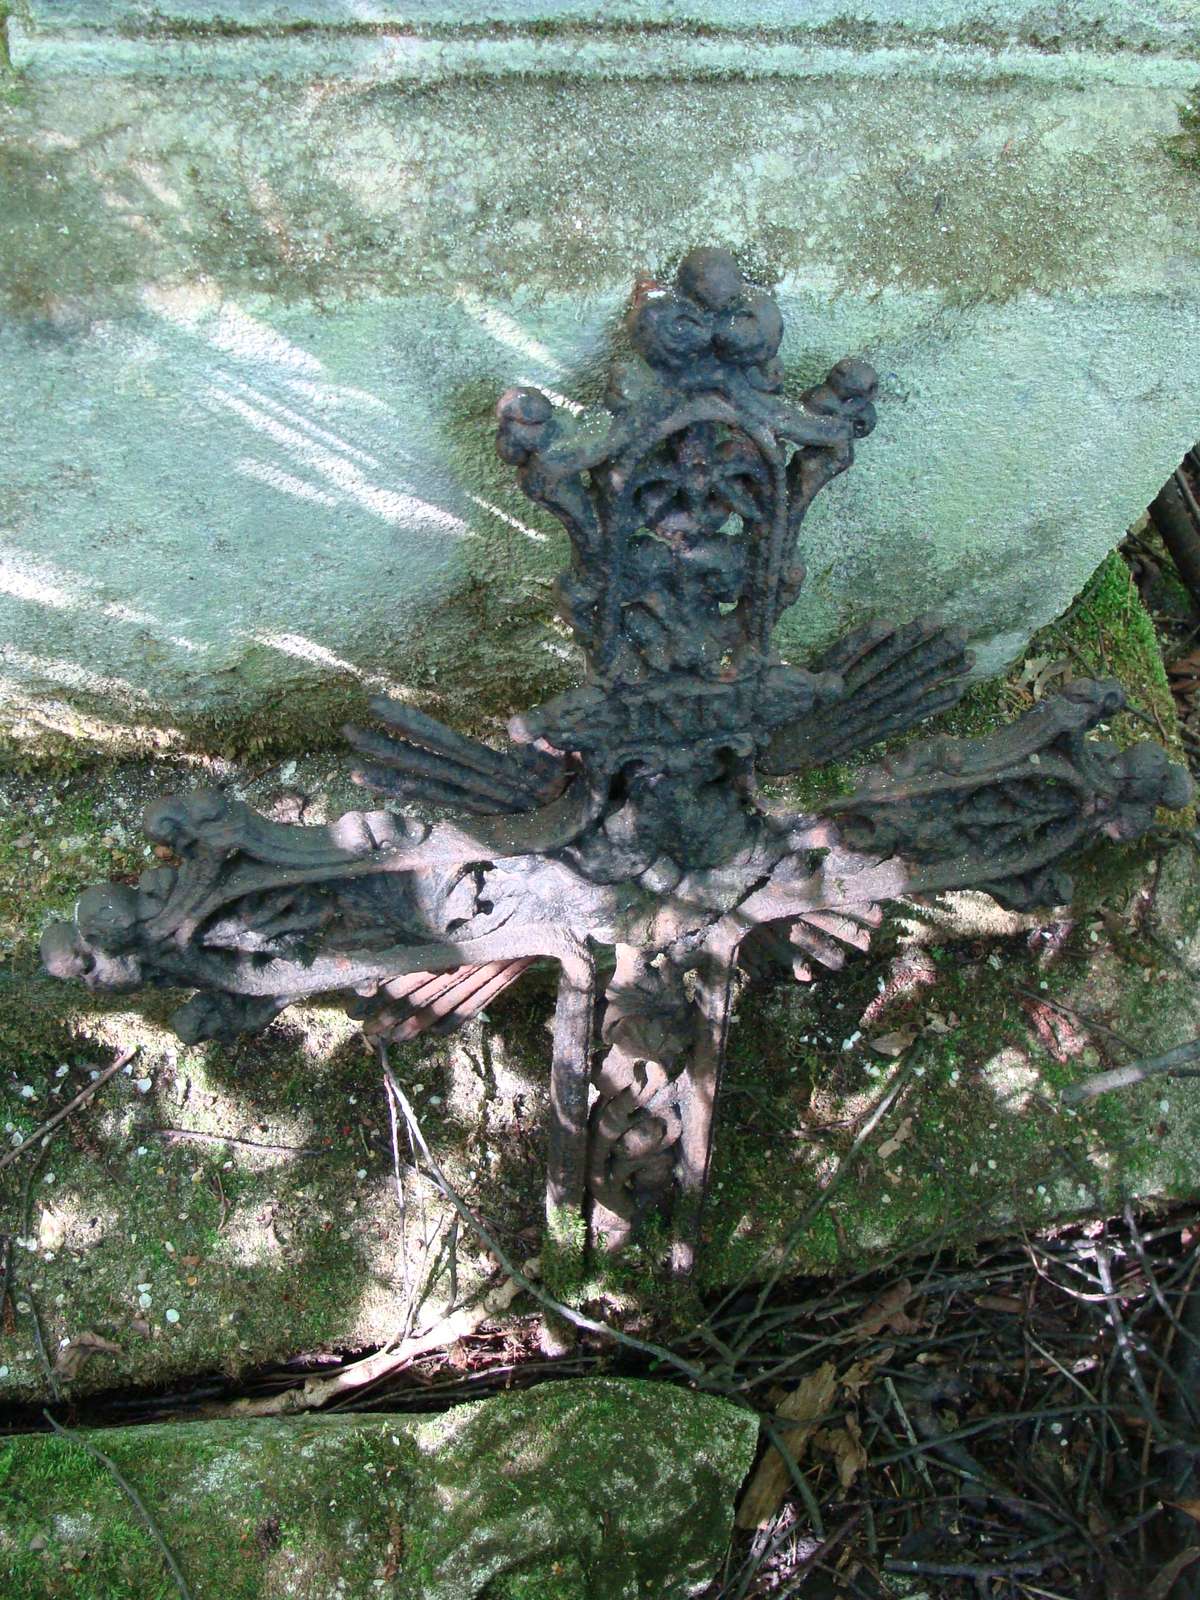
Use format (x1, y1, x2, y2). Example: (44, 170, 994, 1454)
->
(165, 1309, 180, 1324)
(19, 1086, 34, 1100)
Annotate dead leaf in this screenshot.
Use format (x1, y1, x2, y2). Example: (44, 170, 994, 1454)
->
(53, 1331, 123, 1381)
(813, 1412, 869, 1489)
(924, 1011, 959, 1035)
(1016, 654, 1071, 701)
(840, 1346, 895, 1396)
(869, 1029, 916, 1058)
(735, 1361, 838, 1530)
(1016, 653, 1051, 691)
(878, 1117, 914, 1161)
(975, 1294, 1025, 1315)
(180, 1255, 201, 1269)
(854, 1280, 920, 1340)
(382, 1520, 405, 1581)
(1167, 1499, 1200, 1524)
(1168, 647, 1200, 686)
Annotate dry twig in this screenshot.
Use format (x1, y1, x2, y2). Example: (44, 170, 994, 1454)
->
(0, 1048, 137, 1174)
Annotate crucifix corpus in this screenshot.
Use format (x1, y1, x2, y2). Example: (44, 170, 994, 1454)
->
(43, 248, 1191, 1273)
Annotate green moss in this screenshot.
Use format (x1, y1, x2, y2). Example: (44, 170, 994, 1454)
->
(1168, 84, 1200, 173)
(0, 1417, 423, 1600)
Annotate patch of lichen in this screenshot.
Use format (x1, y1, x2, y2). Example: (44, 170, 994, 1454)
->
(401, 1380, 753, 1599)
(86, 11, 1200, 55)
(1031, 550, 1180, 744)
(0, 140, 143, 319)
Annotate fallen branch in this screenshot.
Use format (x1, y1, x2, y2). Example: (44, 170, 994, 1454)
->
(1150, 471, 1200, 606)
(1060, 1039, 1200, 1106)
(0, 1048, 137, 1175)
(152, 1129, 324, 1158)
(220, 1271, 531, 1418)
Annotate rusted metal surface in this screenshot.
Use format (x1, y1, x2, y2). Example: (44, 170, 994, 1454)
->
(42, 249, 1191, 1269)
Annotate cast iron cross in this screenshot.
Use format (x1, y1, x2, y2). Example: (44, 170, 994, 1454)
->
(43, 249, 1191, 1272)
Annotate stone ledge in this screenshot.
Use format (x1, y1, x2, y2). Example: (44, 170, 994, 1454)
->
(9, 24, 1200, 83)
(17, 0, 1200, 47)
(0, 1379, 759, 1599)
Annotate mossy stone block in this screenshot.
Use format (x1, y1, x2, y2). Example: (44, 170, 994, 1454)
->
(0, 1379, 758, 1600)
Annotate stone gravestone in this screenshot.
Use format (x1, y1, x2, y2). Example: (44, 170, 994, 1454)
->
(2, 2, 1200, 756)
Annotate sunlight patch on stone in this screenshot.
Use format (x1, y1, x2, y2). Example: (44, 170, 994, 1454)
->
(979, 1046, 1046, 1112)
(216, 1207, 286, 1269)
(208, 385, 468, 535)
(251, 630, 404, 696)
(209, 304, 325, 375)
(454, 287, 566, 377)
(0, 644, 153, 704)
(466, 492, 550, 544)
(236, 457, 341, 507)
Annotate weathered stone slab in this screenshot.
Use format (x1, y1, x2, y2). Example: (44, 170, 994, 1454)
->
(17, 0, 1200, 43)
(2, 10, 1199, 753)
(0, 1379, 759, 1598)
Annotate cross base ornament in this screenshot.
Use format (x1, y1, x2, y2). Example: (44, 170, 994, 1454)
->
(43, 249, 1191, 1272)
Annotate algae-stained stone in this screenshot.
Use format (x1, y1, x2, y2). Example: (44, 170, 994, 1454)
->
(2, 5, 1200, 754)
(0, 1379, 758, 1600)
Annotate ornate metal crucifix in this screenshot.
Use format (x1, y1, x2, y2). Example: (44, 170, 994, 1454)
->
(43, 248, 1191, 1272)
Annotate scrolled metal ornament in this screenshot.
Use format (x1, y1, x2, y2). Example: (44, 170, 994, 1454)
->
(43, 248, 1192, 1272)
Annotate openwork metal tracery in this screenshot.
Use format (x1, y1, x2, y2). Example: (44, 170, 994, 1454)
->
(42, 249, 1191, 1270)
